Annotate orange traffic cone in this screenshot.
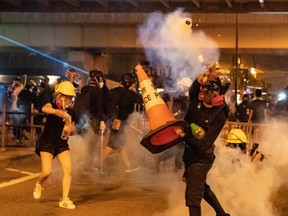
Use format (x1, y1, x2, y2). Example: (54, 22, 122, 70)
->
(135, 64, 189, 154)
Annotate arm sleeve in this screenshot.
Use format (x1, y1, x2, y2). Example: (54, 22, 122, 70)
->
(105, 88, 120, 120)
(188, 78, 201, 102)
(182, 109, 226, 151)
(90, 88, 104, 121)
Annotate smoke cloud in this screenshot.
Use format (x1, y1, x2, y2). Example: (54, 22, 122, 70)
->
(156, 120, 288, 216)
(138, 8, 220, 83)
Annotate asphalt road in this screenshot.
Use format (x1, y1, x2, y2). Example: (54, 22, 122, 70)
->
(1, 142, 288, 216)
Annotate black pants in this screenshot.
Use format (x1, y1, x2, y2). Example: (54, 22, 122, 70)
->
(185, 162, 226, 216)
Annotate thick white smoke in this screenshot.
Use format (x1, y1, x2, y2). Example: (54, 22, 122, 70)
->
(138, 8, 220, 82)
(155, 120, 288, 216)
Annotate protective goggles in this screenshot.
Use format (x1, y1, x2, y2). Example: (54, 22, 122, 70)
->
(203, 82, 221, 91)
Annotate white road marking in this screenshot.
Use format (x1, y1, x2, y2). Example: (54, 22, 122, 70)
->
(0, 168, 39, 189)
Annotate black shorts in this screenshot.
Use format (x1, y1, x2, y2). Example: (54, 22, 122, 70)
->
(35, 139, 70, 158)
(107, 121, 127, 150)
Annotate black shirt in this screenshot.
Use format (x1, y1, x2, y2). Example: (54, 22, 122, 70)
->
(40, 102, 75, 144)
(106, 86, 143, 121)
(182, 79, 229, 164)
(236, 100, 250, 122)
(250, 99, 267, 123)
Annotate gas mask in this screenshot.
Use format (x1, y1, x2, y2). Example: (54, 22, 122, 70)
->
(56, 97, 74, 110)
(199, 82, 224, 106)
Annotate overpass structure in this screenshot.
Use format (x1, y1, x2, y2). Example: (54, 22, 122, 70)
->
(0, 0, 288, 92)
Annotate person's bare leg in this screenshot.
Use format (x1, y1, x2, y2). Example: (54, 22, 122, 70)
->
(37, 151, 53, 185)
(57, 150, 72, 200)
(119, 145, 131, 168)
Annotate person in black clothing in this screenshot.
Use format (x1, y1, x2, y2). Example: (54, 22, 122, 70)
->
(236, 93, 250, 122)
(33, 81, 77, 209)
(72, 70, 108, 173)
(66, 68, 83, 92)
(16, 80, 38, 141)
(73, 69, 108, 134)
(101, 73, 143, 173)
(248, 89, 268, 123)
(34, 76, 53, 138)
(175, 65, 230, 216)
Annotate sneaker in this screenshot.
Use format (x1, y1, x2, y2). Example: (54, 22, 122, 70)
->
(59, 198, 76, 210)
(33, 183, 43, 199)
(125, 166, 140, 173)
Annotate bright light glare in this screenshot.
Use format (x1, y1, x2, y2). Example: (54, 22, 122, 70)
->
(250, 67, 256, 75)
(47, 75, 60, 85)
(278, 92, 286, 101)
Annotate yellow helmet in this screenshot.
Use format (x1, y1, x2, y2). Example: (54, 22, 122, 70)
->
(55, 81, 76, 97)
(226, 129, 247, 144)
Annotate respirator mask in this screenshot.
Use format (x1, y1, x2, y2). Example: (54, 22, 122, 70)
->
(199, 82, 224, 106)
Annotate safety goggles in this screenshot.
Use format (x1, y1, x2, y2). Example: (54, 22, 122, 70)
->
(203, 82, 221, 91)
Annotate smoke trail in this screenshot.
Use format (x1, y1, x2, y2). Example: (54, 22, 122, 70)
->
(138, 8, 220, 83)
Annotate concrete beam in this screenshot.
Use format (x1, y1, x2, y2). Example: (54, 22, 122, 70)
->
(62, 0, 80, 7)
(34, 0, 51, 7)
(95, 0, 108, 8)
(159, 0, 169, 8)
(225, 0, 232, 8)
(127, 0, 139, 7)
(192, 0, 201, 8)
(1, 0, 22, 7)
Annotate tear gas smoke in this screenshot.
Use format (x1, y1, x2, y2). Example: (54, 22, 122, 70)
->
(138, 8, 220, 84)
(154, 120, 288, 216)
(68, 112, 288, 215)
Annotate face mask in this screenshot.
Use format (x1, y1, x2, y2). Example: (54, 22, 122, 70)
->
(56, 99, 65, 110)
(212, 95, 224, 106)
(56, 97, 74, 110)
(203, 90, 214, 105)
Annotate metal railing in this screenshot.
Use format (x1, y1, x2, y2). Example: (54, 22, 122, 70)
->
(1, 101, 267, 151)
(222, 121, 267, 147)
(128, 116, 267, 149)
(0, 103, 44, 150)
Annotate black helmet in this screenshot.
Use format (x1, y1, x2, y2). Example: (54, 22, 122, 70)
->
(40, 76, 49, 87)
(25, 80, 36, 90)
(90, 70, 105, 82)
(121, 73, 136, 88)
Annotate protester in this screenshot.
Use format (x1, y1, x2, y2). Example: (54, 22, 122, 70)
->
(175, 65, 231, 216)
(72, 70, 108, 173)
(34, 76, 53, 139)
(248, 89, 268, 123)
(66, 68, 83, 92)
(236, 94, 250, 122)
(73, 69, 108, 133)
(17, 80, 38, 140)
(100, 72, 143, 173)
(33, 81, 77, 210)
(9, 77, 24, 142)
